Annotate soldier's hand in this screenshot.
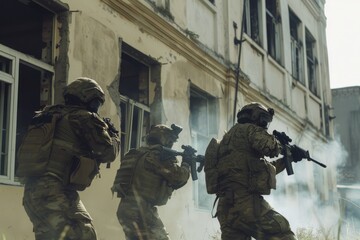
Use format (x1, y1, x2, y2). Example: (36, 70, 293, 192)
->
(181, 155, 193, 167)
(291, 146, 306, 163)
(103, 117, 119, 137)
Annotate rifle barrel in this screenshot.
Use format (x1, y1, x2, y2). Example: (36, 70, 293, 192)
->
(308, 157, 327, 168)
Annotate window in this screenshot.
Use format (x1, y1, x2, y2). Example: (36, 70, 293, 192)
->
(189, 86, 218, 209)
(119, 43, 159, 155)
(0, 59, 12, 178)
(0, 46, 54, 183)
(306, 29, 318, 96)
(119, 97, 150, 156)
(244, 0, 262, 45)
(289, 9, 304, 83)
(0, 0, 57, 183)
(266, 0, 282, 64)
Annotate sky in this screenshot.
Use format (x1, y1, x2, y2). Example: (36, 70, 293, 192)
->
(325, 0, 360, 89)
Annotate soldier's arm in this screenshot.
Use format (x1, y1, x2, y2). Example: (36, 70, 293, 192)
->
(145, 152, 190, 189)
(70, 111, 120, 163)
(270, 157, 286, 174)
(247, 125, 281, 158)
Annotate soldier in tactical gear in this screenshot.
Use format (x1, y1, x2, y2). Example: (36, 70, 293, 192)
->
(112, 124, 190, 240)
(214, 102, 302, 240)
(17, 77, 120, 240)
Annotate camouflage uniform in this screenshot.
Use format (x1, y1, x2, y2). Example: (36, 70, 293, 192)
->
(215, 103, 297, 240)
(112, 125, 190, 240)
(18, 78, 120, 240)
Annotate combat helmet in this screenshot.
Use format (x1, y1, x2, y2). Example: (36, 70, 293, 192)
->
(63, 77, 105, 104)
(145, 124, 183, 147)
(237, 102, 274, 129)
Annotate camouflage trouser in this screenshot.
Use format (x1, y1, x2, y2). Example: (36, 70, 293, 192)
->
(217, 193, 297, 240)
(23, 176, 97, 240)
(117, 196, 170, 240)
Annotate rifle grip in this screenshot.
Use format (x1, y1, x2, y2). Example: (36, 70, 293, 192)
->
(190, 160, 198, 181)
(284, 146, 294, 175)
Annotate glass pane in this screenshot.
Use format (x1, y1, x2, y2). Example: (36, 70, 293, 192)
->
(120, 101, 127, 157)
(16, 63, 42, 153)
(142, 111, 150, 146)
(130, 107, 139, 149)
(0, 55, 12, 74)
(190, 94, 209, 136)
(0, 81, 10, 176)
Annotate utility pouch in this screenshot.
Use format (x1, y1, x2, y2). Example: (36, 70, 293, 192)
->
(69, 156, 99, 191)
(248, 160, 276, 195)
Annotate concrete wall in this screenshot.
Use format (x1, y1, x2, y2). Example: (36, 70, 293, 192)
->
(332, 87, 360, 179)
(0, 0, 338, 239)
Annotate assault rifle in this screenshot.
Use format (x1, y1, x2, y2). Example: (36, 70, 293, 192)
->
(103, 117, 119, 136)
(273, 130, 327, 175)
(160, 145, 205, 181)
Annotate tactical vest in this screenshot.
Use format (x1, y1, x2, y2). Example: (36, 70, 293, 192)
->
(113, 146, 173, 206)
(216, 123, 276, 195)
(16, 105, 99, 190)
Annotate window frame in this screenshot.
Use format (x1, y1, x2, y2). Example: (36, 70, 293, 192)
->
(244, 0, 262, 45)
(289, 9, 304, 84)
(0, 44, 54, 184)
(118, 43, 155, 156)
(120, 95, 150, 156)
(306, 29, 318, 96)
(189, 86, 218, 210)
(266, 0, 283, 64)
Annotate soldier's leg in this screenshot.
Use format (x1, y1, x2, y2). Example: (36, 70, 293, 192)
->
(117, 200, 139, 239)
(64, 194, 98, 240)
(117, 200, 169, 240)
(145, 206, 169, 240)
(23, 177, 97, 240)
(256, 210, 297, 240)
(117, 198, 156, 240)
(216, 197, 252, 240)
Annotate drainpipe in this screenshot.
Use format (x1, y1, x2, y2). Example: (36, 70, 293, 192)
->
(232, 0, 246, 125)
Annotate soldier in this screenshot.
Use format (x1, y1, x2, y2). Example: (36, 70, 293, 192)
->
(16, 77, 120, 240)
(112, 124, 191, 240)
(214, 102, 303, 240)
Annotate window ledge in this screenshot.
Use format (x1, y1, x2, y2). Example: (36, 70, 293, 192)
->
(199, 0, 217, 13)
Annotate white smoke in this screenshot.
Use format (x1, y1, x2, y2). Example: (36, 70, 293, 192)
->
(265, 136, 354, 239)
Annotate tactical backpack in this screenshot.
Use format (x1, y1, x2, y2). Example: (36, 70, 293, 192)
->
(111, 148, 149, 198)
(16, 108, 63, 177)
(204, 138, 221, 194)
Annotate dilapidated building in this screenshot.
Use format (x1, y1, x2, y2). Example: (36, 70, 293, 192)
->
(0, 0, 338, 239)
(332, 86, 360, 238)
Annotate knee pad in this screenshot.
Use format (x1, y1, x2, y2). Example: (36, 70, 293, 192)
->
(262, 210, 292, 234)
(65, 222, 97, 240)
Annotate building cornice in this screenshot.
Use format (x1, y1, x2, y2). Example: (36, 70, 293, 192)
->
(332, 86, 360, 96)
(244, 84, 327, 141)
(302, 0, 326, 24)
(101, 0, 231, 83)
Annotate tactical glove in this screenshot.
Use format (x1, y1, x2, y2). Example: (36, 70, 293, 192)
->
(103, 117, 119, 137)
(181, 155, 193, 167)
(291, 146, 307, 163)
